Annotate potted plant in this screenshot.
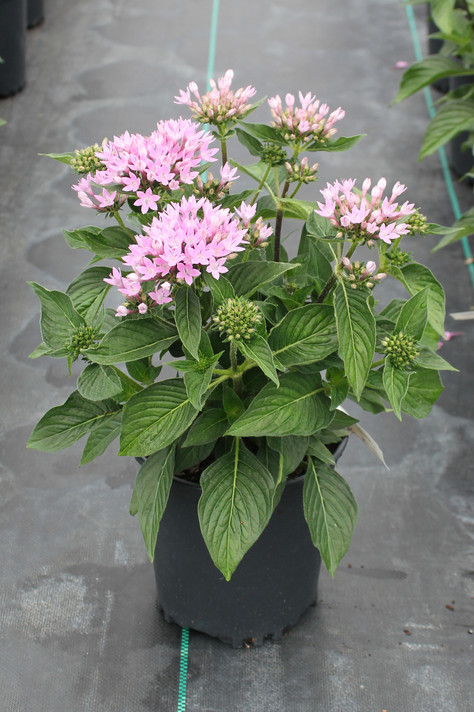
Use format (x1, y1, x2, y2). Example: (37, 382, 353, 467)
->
(394, 0, 474, 245)
(28, 70, 454, 646)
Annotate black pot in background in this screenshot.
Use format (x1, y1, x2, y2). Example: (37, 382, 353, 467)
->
(152, 438, 348, 647)
(0, 0, 26, 97)
(27, 0, 43, 29)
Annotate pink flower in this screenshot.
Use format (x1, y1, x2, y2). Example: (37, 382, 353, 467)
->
(315, 178, 416, 244)
(134, 188, 160, 214)
(268, 91, 345, 144)
(175, 69, 256, 125)
(106, 195, 250, 310)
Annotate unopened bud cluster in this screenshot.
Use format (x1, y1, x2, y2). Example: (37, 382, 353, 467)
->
(382, 331, 418, 369)
(405, 210, 428, 236)
(194, 171, 231, 200)
(285, 157, 318, 184)
(70, 144, 105, 175)
(387, 247, 412, 267)
(260, 143, 287, 166)
(341, 258, 385, 290)
(213, 297, 262, 341)
(65, 325, 98, 360)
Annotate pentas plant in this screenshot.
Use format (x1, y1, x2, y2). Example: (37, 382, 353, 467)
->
(28, 70, 454, 581)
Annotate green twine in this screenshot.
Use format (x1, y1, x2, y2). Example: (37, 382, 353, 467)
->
(207, 0, 221, 90)
(177, 627, 190, 712)
(404, 4, 474, 293)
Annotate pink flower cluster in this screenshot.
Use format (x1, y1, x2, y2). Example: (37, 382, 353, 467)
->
(105, 195, 250, 314)
(175, 69, 256, 124)
(72, 118, 218, 214)
(315, 178, 416, 244)
(235, 202, 273, 248)
(268, 92, 345, 143)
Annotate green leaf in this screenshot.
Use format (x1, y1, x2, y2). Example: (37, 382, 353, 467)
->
(183, 408, 229, 446)
(63, 225, 101, 250)
(235, 127, 264, 156)
(66, 267, 111, 322)
(183, 360, 216, 410)
(401, 367, 444, 418)
(134, 445, 176, 561)
(326, 367, 350, 410)
(420, 100, 474, 159)
(29, 342, 68, 359)
(40, 151, 75, 165)
(269, 303, 338, 368)
(226, 261, 299, 297)
(77, 363, 123, 401)
(414, 347, 457, 371)
(29, 282, 85, 350)
(126, 357, 162, 385)
(305, 134, 365, 153)
(334, 283, 376, 400)
(395, 288, 429, 341)
(267, 435, 309, 476)
(120, 379, 197, 456)
(226, 372, 332, 437)
(433, 207, 474, 251)
(175, 439, 216, 473)
(278, 197, 315, 220)
(400, 263, 445, 336)
(83, 225, 134, 259)
(222, 385, 245, 423)
(28, 391, 120, 452)
(84, 317, 177, 364)
(306, 437, 336, 464)
(383, 360, 412, 420)
(303, 459, 358, 576)
(198, 440, 275, 580)
(305, 210, 341, 240)
(202, 272, 235, 307)
(238, 335, 279, 385)
(80, 412, 122, 464)
(174, 286, 202, 361)
(234, 122, 287, 145)
(392, 56, 474, 104)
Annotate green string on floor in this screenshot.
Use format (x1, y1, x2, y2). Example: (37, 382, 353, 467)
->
(176, 4, 220, 711)
(404, 4, 474, 293)
(177, 627, 190, 712)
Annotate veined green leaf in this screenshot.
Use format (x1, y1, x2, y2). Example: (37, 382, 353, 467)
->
(80, 412, 122, 464)
(395, 288, 429, 341)
(334, 283, 376, 400)
(226, 261, 299, 297)
(414, 347, 457, 371)
(303, 459, 358, 576)
(120, 379, 197, 456)
(383, 360, 412, 421)
(40, 151, 75, 165)
(174, 286, 202, 361)
(202, 272, 235, 307)
(420, 100, 474, 159)
(29, 282, 85, 350)
(267, 435, 309, 476)
(84, 317, 177, 364)
(392, 56, 474, 104)
(183, 408, 229, 446)
(134, 445, 176, 561)
(77, 363, 123, 401)
(66, 266, 111, 322)
(400, 263, 445, 336)
(28, 391, 120, 452)
(269, 303, 338, 368)
(198, 440, 275, 580)
(401, 367, 444, 418)
(238, 335, 279, 385)
(305, 134, 365, 153)
(226, 372, 332, 437)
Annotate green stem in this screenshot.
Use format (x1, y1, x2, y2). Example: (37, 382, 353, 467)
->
(273, 180, 290, 262)
(114, 211, 136, 239)
(250, 163, 272, 206)
(273, 166, 280, 197)
(289, 181, 303, 199)
(220, 139, 228, 167)
(315, 241, 358, 304)
(153, 313, 177, 330)
(229, 340, 242, 395)
(371, 357, 386, 369)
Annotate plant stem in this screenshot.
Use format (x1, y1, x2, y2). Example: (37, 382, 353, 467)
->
(229, 340, 242, 395)
(273, 180, 290, 262)
(250, 163, 272, 205)
(220, 139, 228, 167)
(371, 357, 386, 369)
(114, 211, 136, 239)
(315, 241, 358, 303)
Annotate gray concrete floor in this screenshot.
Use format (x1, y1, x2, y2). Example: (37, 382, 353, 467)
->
(1, 1, 473, 710)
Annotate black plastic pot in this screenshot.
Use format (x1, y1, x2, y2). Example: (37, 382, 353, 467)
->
(152, 438, 347, 647)
(27, 0, 43, 29)
(0, 0, 26, 97)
